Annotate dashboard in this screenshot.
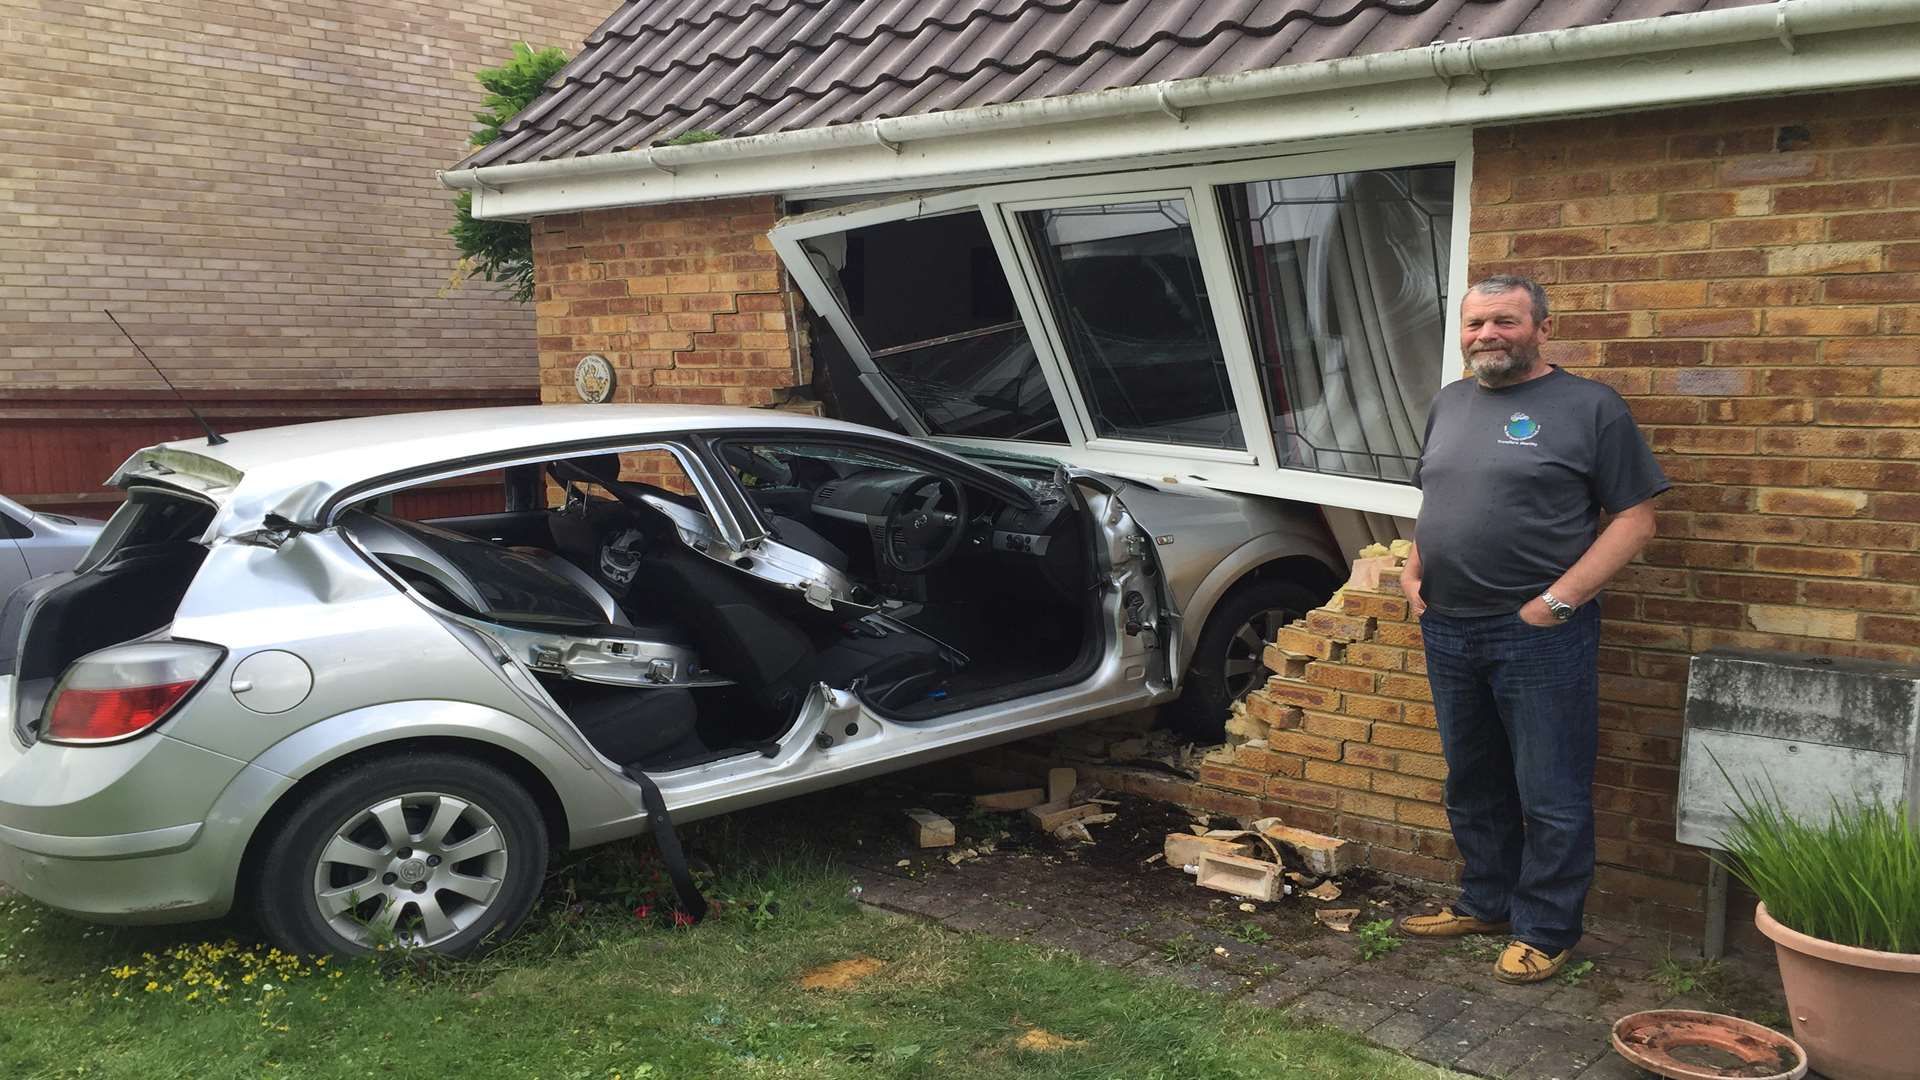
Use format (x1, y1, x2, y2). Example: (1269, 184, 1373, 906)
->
(808, 468, 1074, 558)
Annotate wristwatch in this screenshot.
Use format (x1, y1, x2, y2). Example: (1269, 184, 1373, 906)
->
(1539, 591, 1575, 622)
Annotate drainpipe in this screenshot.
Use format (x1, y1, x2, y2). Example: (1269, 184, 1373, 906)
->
(440, 0, 1920, 196)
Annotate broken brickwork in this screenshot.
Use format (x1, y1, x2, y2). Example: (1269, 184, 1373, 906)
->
(1202, 559, 1461, 888)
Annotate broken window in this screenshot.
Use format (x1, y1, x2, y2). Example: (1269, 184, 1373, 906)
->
(773, 137, 1466, 519)
(1018, 198, 1244, 451)
(796, 212, 1064, 443)
(1219, 165, 1454, 483)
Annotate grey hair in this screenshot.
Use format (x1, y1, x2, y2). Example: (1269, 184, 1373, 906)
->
(1467, 275, 1550, 325)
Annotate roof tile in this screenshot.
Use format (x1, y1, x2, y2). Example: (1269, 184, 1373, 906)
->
(459, 0, 1768, 169)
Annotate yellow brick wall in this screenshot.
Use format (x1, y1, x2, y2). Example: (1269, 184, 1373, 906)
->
(1210, 567, 1463, 885)
(530, 197, 801, 408)
(2, 0, 611, 389)
(1203, 86, 1920, 937)
(1472, 87, 1920, 661)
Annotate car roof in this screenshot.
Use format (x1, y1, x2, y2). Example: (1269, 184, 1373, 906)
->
(110, 404, 902, 536)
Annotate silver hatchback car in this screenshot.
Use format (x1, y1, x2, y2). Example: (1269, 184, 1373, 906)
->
(0, 405, 1337, 955)
(0, 494, 104, 609)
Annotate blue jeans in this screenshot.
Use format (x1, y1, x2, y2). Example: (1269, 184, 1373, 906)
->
(1419, 602, 1601, 953)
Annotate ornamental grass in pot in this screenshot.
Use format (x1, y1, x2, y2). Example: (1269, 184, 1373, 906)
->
(1717, 787, 1920, 1080)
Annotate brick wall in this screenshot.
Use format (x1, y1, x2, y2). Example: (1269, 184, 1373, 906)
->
(2, 0, 610, 390)
(530, 197, 802, 409)
(1209, 570, 1464, 883)
(1187, 86, 1920, 938)
(1471, 87, 1920, 664)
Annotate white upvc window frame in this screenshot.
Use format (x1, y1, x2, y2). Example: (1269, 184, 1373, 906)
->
(995, 184, 1273, 470)
(770, 130, 1472, 519)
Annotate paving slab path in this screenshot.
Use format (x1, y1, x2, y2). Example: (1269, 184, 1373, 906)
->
(808, 775, 1797, 1080)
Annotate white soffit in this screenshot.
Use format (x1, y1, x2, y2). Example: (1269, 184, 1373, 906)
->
(445, 3, 1920, 221)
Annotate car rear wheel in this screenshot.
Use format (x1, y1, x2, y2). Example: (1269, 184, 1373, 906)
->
(252, 752, 548, 957)
(1166, 576, 1323, 742)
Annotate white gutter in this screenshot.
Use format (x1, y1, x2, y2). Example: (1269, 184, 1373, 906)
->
(441, 0, 1920, 213)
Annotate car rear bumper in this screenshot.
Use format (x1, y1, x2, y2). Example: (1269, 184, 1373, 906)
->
(0, 827, 233, 923)
(0, 674, 258, 923)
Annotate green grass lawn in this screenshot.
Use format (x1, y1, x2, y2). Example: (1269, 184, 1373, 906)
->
(0, 821, 1455, 1080)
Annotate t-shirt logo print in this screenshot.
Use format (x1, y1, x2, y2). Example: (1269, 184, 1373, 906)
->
(1502, 412, 1540, 443)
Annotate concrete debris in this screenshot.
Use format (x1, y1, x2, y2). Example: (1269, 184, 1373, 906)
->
(1315, 907, 1361, 933)
(1050, 821, 1094, 844)
(1047, 767, 1077, 804)
(973, 788, 1046, 812)
(1025, 801, 1103, 832)
(1164, 832, 1253, 870)
(1237, 902, 1257, 913)
(1345, 553, 1400, 592)
(1261, 823, 1356, 877)
(1305, 880, 1343, 902)
(1195, 852, 1284, 901)
(1223, 711, 1268, 742)
(905, 808, 956, 848)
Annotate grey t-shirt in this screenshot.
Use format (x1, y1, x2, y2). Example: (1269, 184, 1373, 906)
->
(1412, 366, 1668, 617)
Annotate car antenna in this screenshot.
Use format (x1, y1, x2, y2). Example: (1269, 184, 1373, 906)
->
(103, 309, 226, 445)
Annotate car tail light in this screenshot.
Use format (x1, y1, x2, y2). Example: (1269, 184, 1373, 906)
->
(43, 641, 224, 745)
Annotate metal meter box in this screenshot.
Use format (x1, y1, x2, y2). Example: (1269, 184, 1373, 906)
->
(1678, 649, 1920, 850)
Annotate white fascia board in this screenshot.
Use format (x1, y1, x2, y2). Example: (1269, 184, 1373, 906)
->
(452, 13, 1920, 222)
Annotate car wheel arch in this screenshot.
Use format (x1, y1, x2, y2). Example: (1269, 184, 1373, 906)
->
(231, 734, 570, 918)
(1174, 548, 1340, 676)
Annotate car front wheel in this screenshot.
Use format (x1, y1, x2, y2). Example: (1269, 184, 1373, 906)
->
(252, 752, 548, 957)
(1166, 576, 1323, 742)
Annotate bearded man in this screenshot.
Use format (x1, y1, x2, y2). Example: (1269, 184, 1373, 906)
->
(1396, 275, 1668, 984)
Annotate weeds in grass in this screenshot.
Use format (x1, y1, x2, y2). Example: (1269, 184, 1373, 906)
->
(1356, 920, 1402, 961)
(0, 818, 1454, 1080)
(1557, 959, 1596, 986)
(1650, 954, 1722, 998)
(1225, 922, 1274, 946)
(1160, 934, 1208, 964)
(1450, 936, 1505, 962)
(95, 939, 344, 1030)
(1713, 761, 1920, 953)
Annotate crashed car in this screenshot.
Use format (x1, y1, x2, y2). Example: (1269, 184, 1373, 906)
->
(1, 494, 104, 612)
(0, 405, 1338, 955)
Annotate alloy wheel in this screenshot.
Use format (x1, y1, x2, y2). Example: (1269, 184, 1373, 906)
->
(1222, 606, 1297, 702)
(312, 791, 510, 949)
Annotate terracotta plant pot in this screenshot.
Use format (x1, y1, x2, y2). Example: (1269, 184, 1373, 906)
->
(1755, 901, 1920, 1080)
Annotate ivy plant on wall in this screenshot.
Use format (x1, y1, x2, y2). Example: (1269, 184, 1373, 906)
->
(449, 42, 570, 303)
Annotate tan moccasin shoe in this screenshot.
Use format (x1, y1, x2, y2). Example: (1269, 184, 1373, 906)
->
(1397, 909, 1511, 938)
(1493, 941, 1570, 984)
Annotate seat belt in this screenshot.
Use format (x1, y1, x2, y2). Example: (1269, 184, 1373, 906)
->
(621, 765, 708, 924)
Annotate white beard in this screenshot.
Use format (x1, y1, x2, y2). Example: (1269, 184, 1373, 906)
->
(1468, 345, 1541, 387)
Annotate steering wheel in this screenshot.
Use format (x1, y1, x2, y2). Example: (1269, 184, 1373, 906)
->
(883, 475, 970, 574)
